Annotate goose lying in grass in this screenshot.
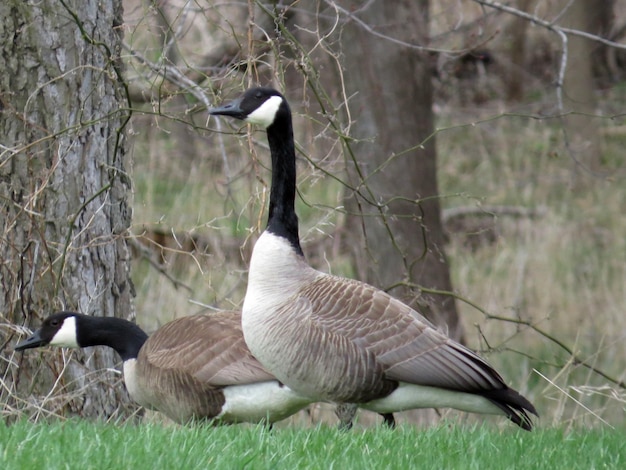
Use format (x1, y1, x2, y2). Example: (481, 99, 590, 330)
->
(209, 87, 538, 430)
(15, 310, 312, 425)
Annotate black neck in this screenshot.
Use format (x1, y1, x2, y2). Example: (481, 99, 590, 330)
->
(265, 107, 304, 256)
(76, 315, 148, 362)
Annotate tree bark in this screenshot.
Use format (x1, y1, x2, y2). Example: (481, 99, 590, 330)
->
(561, 0, 604, 183)
(0, 0, 136, 420)
(337, 0, 464, 342)
(505, 0, 534, 102)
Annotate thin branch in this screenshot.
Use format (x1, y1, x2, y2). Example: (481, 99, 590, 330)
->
(123, 43, 212, 109)
(323, 0, 497, 54)
(442, 205, 547, 223)
(471, 0, 626, 179)
(534, 369, 614, 428)
(473, 0, 626, 50)
(418, 286, 626, 390)
(127, 237, 193, 293)
(122, 42, 234, 182)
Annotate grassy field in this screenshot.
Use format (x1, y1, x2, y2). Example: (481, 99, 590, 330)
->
(1, 420, 624, 470)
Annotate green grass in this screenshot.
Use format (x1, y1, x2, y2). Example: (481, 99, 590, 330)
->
(1, 421, 624, 470)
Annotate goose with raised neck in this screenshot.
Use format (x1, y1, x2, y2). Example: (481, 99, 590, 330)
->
(209, 87, 538, 430)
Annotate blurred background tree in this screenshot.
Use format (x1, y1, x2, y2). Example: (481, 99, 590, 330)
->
(0, 0, 135, 420)
(331, 0, 464, 342)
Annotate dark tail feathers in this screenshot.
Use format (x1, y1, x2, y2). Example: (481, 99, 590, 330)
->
(480, 387, 538, 431)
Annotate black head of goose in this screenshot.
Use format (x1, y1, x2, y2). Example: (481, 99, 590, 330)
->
(14, 310, 312, 425)
(210, 87, 538, 430)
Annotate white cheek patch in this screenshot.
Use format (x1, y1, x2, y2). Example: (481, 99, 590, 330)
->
(245, 95, 283, 128)
(50, 316, 79, 348)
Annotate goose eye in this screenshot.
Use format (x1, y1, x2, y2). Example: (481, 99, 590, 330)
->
(50, 319, 59, 326)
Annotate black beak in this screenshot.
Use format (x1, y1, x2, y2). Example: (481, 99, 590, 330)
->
(209, 96, 245, 120)
(14, 330, 48, 351)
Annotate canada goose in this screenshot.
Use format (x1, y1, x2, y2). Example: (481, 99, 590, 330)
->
(14, 310, 312, 425)
(209, 87, 538, 430)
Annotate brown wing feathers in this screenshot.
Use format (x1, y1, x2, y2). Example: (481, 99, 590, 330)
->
(298, 275, 537, 427)
(142, 313, 274, 386)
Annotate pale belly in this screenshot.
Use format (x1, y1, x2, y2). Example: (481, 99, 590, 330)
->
(217, 381, 312, 423)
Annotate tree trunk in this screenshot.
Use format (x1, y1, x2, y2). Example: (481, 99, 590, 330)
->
(0, 0, 136, 420)
(561, 0, 604, 183)
(338, 0, 464, 342)
(505, 0, 534, 102)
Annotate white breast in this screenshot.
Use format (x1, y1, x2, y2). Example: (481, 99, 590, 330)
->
(242, 232, 318, 326)
(241, 232, 319, 376)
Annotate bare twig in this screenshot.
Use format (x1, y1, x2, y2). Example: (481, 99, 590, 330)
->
(535, 369, 614, 428)
(323, 0, 496, 54)
(418, 286, 626, 390)
(442, 205, 547, 224)
(473, 0, 626, 50)
(127, 237, 193, 293)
